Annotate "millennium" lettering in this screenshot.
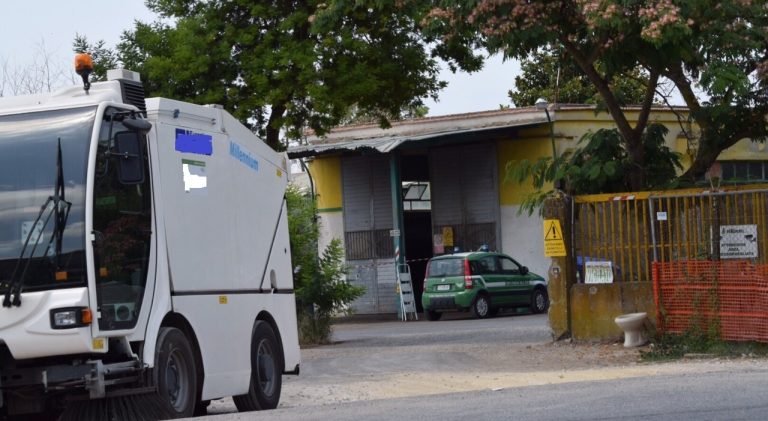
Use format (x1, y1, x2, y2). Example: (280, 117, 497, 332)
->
(229, 141, 259, 172)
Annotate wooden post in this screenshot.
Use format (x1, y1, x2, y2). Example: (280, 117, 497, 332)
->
(543, 193, 574, 340)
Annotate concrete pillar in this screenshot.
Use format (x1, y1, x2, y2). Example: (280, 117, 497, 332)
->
(543, 193, 574, 340)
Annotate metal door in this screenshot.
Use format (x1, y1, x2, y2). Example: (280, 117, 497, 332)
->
(430, 143, 499, 252)
(342, 155, 394, 314)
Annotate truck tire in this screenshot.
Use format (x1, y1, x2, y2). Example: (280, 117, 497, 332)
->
(155, 327, 198, 418)
(234, 321, 284, 411)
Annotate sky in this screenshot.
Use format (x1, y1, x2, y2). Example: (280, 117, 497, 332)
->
(0, 1, 518, 117)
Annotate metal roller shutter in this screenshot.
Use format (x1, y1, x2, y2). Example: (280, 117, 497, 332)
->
(430, 143, 499, 252)
(341, 155, 394, 314)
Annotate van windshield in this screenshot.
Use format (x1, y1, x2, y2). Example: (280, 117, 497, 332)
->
(0, 107, 95, 294)
(427, 258, 464, 277)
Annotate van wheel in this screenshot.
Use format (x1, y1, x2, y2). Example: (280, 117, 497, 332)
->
(426, 310, 442, 321)
(155, 327, 198, 418)
(531, 288, 549, 314)
(472, 294, 491, 319)
(234, 321, 284, 411)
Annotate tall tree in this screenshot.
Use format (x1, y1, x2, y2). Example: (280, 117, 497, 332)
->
(72, 35, 120, 82)
(510, 47, 649, 107)
(116, 0, 444, 151)
(425, 0, 768, 189)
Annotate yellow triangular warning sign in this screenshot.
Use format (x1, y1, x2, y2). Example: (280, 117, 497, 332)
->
(544, 220, 561, 241)
(543, 219, 567, 257)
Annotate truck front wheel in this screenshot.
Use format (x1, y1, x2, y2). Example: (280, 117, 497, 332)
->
(155, 327, 198, 418)
(233, 321, 284, 411)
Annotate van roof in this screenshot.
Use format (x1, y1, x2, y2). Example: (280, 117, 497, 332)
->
(430, 251, 496, 260)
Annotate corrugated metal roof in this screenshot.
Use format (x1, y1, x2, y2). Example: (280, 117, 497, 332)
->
(288, 107, 551, 158)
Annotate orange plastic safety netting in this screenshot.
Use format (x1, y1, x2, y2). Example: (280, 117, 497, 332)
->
(652, 260, 768, 342)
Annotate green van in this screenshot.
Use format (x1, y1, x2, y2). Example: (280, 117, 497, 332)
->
(421, 252, 548, 321)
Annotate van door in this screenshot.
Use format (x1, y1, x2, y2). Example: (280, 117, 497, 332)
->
(498, 256, 530, 305)
(474, 255, 509, 305)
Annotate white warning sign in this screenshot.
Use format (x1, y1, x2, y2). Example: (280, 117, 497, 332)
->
(584, 261, 614, 284)
(720, 224, 758, 259)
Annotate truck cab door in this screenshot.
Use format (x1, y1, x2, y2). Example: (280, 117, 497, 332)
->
(90, 109, 154, 334)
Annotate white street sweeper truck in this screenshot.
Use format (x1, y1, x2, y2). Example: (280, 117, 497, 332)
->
(0, 55, 300, 419)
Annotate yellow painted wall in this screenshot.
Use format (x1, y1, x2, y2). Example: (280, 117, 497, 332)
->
(717, 138, 768, 160)
(498, 108, 727, 206)
(550, 109, 682, 154)
(308, 156, 342, 211)
(497, 130, 552, 206)
(570, 282, 656, 341)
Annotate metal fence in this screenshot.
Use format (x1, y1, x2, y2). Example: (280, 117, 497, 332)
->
(573, 193, 654, 282)
(573, 184, 768, 342)
(650, 190, 768, 264)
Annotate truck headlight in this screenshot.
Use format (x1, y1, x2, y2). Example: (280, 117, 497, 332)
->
(50, 307, 92, 329)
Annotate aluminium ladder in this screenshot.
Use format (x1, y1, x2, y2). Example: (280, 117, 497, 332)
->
(397, 264, 418, 321)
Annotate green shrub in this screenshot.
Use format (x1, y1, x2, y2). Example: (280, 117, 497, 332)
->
(641, 329, 768, 361)
(286, 186, 365, 345)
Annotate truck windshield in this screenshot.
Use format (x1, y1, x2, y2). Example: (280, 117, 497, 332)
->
(0, 107, 95, 294)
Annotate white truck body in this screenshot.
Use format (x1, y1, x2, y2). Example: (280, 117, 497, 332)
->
(0, 72, 300, 416)
(144, 97, 299, 397)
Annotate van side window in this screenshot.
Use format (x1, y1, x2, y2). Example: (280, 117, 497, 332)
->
(499, 257, 521, 274)
(476, 256, 498, 274)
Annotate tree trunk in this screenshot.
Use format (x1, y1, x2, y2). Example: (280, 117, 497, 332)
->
(626, 141, 646, 191)
(682, 136, 724, 183)
(682, 129, 749, 182)
(680, 107, 767, 182)
(266, 103, 287, 151)
(562, 39, 649, 190)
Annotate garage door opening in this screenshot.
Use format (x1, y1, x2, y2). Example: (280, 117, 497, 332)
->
(401, 154, 432, 313)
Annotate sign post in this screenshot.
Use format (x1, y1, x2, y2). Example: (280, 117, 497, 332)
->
(542, 194, 573, 340)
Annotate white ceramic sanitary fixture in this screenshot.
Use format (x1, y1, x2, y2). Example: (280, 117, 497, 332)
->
(614, 312, 648, 347)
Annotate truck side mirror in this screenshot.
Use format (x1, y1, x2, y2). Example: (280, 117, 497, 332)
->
(122, 116, 152, 133)
(114, 132, 145, 185)
(520, 266, 529, 275)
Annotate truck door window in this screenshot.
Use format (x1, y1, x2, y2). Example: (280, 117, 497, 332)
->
(92, 108, 152, 331)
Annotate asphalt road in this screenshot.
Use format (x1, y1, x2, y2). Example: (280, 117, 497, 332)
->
(194, 312, 768, 420)
(204, 368, 768, 421)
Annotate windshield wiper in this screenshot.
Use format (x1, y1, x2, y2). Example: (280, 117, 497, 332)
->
(50, 139, 71, 268)
(2, 140, 71, 308)
(2, 198, 55, 307)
